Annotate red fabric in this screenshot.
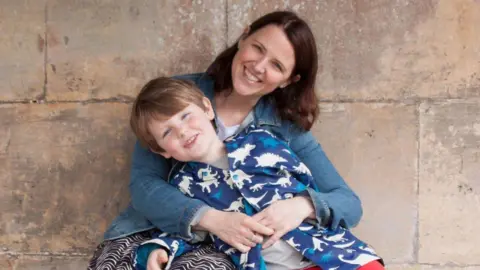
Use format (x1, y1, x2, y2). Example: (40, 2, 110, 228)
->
(303, 260, 384, 270)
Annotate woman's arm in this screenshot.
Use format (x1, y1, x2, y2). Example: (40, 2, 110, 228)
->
(289, 130, 363, 229)
(129, 141, 210, 240)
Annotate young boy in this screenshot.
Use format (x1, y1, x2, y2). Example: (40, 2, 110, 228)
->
(130, 77, 383, 270)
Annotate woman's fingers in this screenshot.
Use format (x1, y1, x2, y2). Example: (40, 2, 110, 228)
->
(262, 229, 285, 249)
(243, 216, 274, 236)
(232, 242, 251, 253)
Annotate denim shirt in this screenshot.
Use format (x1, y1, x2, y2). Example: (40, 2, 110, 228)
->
(103, 73, 362, 240)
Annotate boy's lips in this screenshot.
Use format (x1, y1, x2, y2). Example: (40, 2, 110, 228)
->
(183, 134, 199, 149)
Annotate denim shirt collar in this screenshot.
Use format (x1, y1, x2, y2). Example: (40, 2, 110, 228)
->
(198, 73, 282, 128)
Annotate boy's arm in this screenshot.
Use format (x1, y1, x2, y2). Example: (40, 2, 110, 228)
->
(129, 141, 210, 240)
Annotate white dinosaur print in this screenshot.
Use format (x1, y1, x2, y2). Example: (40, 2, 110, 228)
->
(224, 197, 244, 212)
(196, 180, 219, 193)
(298, 225, 314, 231)
(245, 192, 268, 209)
(359, 245, 376, 254)
(338, 253, 379, 265)
(230, 169, 253, 189)
(197, 167, 218, 181)
(271, 170, 292, 187)
(224, 175, 235, 190)
(333, 241, 356, 249)
(244, 263, 256, 268)
(286, 236, 301, 250)
(224, 247, 236, 255)
(284, 193, 294, 199)
(178, 175, 194, 197)
(293, 162, 312, 176)
(254, 153, 287, 167)
(312, 237, 328, 252)
(323, 231, 347, 243)
(264, 188, 282, 206)
(249, 182, 266, 192)
(228, 143, 256, 167)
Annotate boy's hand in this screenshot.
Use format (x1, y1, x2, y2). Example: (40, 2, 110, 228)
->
(253, 196, 314, 249)
(197, 209, 274, 252)
(147, 248, 169, 270)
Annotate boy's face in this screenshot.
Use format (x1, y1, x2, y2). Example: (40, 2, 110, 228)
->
(148, 98, 218, 163)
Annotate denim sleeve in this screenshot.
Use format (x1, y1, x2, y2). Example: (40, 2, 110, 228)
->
(129, 141, 208, 240)
(289, 129, 363, 229)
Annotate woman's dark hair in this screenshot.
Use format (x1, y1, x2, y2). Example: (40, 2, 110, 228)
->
(207, 11, 319, 131)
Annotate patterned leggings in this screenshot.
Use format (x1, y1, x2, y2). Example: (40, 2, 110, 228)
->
(87, 229, 235, 270)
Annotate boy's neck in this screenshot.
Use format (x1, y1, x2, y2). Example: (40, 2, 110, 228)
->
(198, 138, 227, 165)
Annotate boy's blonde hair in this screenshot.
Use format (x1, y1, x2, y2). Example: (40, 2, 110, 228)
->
(130, 77, 207, 153)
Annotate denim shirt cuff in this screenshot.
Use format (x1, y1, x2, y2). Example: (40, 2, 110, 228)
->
(181, 204, 212, 241)
(305, 187, 331, 227)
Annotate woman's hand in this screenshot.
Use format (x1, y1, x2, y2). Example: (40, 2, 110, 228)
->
(196, 209, 274, 252)
(147, 248, 169, 270)
(253, 196, 315, 249)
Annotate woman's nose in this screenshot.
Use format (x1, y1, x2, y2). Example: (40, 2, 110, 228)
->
(253, 57, 267, 73)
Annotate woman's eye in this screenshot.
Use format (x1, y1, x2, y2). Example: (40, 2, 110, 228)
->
(252, 44, 262, 51)
(273, 62, 283, 71)
(181, 113, 190, 120)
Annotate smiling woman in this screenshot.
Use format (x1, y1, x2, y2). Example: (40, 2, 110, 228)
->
(88, 10, 377, 270)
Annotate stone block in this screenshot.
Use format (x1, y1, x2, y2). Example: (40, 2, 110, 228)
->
(388, 264, 479, 270)
(311, 103, 418, 263)
(46, 0, 226, 101)
(419, 100, 480, 264)
(227, 0, 480, 100)
(0, 103, 132, 253)
(0, 0, 46, 101)
(0, 255, 89, 270)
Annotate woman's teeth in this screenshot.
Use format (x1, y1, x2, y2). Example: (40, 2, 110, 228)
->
(245, 68, 260, 83)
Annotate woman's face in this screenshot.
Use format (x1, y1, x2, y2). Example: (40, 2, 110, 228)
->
(231, 24, 297, 98)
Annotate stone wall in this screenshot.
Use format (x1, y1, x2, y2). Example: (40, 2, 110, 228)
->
(1, 0, 479, 269)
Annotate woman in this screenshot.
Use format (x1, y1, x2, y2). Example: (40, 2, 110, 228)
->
(89, 11, 363, 270)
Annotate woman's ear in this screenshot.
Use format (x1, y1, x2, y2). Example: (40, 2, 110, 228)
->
(280, 75, 301, 88)
(202, 97, 215, 120)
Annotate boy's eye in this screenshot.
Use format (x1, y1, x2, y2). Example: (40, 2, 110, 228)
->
(162, 129, 171, 138)
(181, 112, 190, 120)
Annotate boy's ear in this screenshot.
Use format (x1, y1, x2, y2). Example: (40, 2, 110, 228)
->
(150, 148, 171, 159)
(202, 97, 215, 120)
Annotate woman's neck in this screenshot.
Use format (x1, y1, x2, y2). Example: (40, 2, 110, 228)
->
(214, 90, 259, 126)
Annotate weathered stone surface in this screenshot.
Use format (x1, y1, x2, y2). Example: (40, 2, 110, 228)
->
(228, 0, 480, 100)
(311, 103, 417, 263)
(0, 103, 132, 253)
(419, 100, 480, 264)
(46, 0, 226, 101)
(0, 255, 89, 270)
(0, 0, 46, 101)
